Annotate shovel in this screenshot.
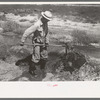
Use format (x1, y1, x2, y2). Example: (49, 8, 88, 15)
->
(9, 42, 67, 54)
(23, 43, 66, 47)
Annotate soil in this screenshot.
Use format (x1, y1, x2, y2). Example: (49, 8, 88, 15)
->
(0, 5, 100, 81)
(0, 28, 100, 81)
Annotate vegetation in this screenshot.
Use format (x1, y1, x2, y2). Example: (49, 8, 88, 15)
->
(0, 4, 100, 23)
(0, 21, 26, 34)
(0, 4, 100, 81)
(71, 29, 100, 45)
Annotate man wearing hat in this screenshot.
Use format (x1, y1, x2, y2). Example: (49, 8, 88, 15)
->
(20, 11, 52, 77)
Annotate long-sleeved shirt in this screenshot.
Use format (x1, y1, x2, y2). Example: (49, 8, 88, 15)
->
(21, 19, 49, 44)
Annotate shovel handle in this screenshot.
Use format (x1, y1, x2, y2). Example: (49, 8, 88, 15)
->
(24, 43, 65, 47)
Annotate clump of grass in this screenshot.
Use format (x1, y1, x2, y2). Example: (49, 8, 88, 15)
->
(71, 29, 90, 45)
(1, 21, 26, 34)
(87, 33, 100, 43)
(71, 29, 100, 45)
(3, 21, 17, 32)
(13, 25, 26, 35)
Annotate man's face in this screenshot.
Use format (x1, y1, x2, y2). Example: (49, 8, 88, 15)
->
(41, 16, 50, 23)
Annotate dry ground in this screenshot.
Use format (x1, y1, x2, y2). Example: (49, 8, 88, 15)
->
(0, 4, 100, 81)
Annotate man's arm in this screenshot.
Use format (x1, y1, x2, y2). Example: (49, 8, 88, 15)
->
(45, 32, 50, 44)
(21, 24, 37, 43)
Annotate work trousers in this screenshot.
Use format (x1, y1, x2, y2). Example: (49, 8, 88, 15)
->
(32, 45, 48, 63)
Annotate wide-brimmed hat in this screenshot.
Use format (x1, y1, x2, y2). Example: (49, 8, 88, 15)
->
(41, 11, 52, 21)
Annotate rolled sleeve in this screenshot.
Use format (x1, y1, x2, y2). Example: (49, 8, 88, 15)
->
(45, 32, 50, 44)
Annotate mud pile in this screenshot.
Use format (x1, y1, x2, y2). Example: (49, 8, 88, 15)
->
(43, 50, 86, 81)
(43, 52, 100, 81)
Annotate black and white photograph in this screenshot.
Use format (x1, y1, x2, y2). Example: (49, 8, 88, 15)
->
(0, 2, 100, 82)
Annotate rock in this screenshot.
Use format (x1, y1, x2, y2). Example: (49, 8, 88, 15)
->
(42, 73, 54, 81)
(0, 35, 7, 60)
(0, 60, 22, 81)
(0, 35, 4, 43)
(90, 43, 100, 48)
(89, 57, 100, 65)
(51, 77, 61, 81)
(0, 12, 4, 16)
(0, 28, 3, 34)
(78, 63, 97, 81)
(0, 44, 7, 60)
(18, 77, 29, 81)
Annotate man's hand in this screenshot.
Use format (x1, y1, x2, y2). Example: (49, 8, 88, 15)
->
(45, 43, 49, 47)
(20, 42, 24, 46)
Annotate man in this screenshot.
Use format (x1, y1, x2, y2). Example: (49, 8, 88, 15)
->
(20, 11, 52, 77)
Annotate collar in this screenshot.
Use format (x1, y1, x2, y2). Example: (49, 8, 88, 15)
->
(39, 18, 43, 26)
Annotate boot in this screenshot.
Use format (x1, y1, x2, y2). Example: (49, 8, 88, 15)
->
(29, 61, 37, 77)
(39, 59, 47, 78)
(39, 59, 46, 69)
(42, 69, 46, 78)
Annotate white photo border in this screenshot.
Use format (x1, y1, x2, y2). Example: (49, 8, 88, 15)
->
(0, 2, 100, 98)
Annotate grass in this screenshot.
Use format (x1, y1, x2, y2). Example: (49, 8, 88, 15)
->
(0, 4, 100, 81)
(0, 4, 100, 23)
(71, 29, 100, 45)
(0, 20, 26, 35)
